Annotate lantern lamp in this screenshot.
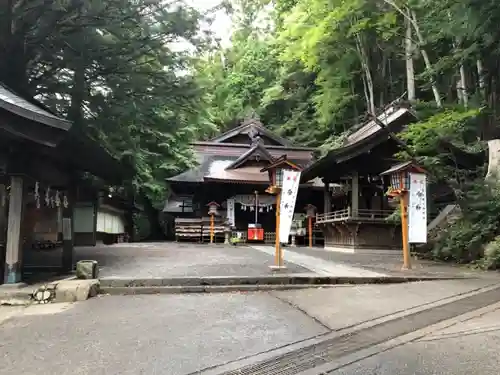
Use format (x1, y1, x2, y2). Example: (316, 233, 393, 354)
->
(206, 201, 219, 216)
(380, 161, 426, 197)
(261, 155, 300, 194)
(305, 204, 317, 218)
(380, 161, 426, 270)
(260, 155, 302, 268)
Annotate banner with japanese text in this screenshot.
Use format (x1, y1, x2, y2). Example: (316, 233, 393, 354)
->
(279, 169, 301, 242)
(409, 173, 427, 243)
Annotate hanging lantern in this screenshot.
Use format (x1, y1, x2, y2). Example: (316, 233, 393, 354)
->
(261, 155, 301, 194)
(381, 161, 426, 197)
(206, 201, 220, 215)
(305, 204, 317, 218)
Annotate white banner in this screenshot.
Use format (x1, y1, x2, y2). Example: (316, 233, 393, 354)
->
(409, 173, 427, 243)
(226, 198, 235, 226)
(279, 170, 301, 242)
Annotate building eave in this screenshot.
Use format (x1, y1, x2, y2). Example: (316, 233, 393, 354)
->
(193, 141, 317, 152)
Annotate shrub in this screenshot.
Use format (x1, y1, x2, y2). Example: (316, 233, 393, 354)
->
(480, 236, 500, 270)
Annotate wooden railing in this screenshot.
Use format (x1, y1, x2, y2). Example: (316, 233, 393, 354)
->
(316, 208, 395, 223)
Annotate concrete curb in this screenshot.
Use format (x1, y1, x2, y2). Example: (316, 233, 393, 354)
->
(99, 274, 470, 288)
(1, 278, 98, 305)
(99, 284, 345, 295)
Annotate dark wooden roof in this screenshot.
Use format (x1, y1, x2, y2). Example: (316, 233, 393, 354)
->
(301, 105, 417, 182)
(0, 82, 131, 183)
(0, 84, 71, 130)
(208, 118, 292, 146)
(168, 120, 316, 184)
(380, 161, 426, 176)
(225, 141, 273, 169)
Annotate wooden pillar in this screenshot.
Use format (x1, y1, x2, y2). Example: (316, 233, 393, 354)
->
(3, 176, 24, 284)
(351, 172, 359, 217)
(323, 181, 331, 214)
(400, 191, 411, 269)
(308, 216, 313, 248)
(61, 184, 76, 273)
(210, 214, 214, 244)
(275, 192, 282, 266)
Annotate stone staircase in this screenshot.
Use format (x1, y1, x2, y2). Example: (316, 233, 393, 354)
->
(427, 204, 462, 240)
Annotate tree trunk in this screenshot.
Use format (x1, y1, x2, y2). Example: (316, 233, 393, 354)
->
(383, 1, 442, 107)
(458, 63, 468, 107)
(486, 139, 500, 181)
(69, 59, 86, 128)
(355, 33, 375, 114)
(409, 10, 442, 107)
(141, 191, 165, 241)
(404, 14, 416, 101)
(477, 58, 485, 98)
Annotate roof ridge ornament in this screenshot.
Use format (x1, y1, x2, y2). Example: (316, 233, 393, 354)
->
(244, 109, 261, 123)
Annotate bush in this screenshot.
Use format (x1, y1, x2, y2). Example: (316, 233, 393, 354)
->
(432, 181, 500, 264)
(480, 236, 500, 270)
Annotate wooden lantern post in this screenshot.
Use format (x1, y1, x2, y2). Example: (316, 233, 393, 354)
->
(305, 204, 317, 248)
(261, 156, 301, 268)
(206, 202, 219, 244)
(381, 162, 426, 270)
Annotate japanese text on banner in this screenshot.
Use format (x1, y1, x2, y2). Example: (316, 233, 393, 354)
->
(279, 170, 301, 242)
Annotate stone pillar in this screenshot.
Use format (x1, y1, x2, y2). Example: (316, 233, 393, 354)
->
(3, 176, 24, 284)
(224, 226, 230, 245)
(323, 180, 331, 214)
(351, 172, 359, 217)
(61, 185, 76, 272)
(290, 232, 296, 247)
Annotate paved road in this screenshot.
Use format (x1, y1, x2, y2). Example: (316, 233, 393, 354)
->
(0, 293, 327, 375)
(25, 243, 311, 278)
(2, 279, 500, 375)
(287, 246, 496, 279)
(334, 306, 500, 375)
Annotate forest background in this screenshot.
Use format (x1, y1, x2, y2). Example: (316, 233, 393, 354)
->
(2, 0, 500, 266)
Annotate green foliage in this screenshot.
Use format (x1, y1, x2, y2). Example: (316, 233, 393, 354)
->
(480, 236, 500, 270)
(432, 183, 500, 264)
(0, 0, 213, 212)
(398, 106, 484, 181)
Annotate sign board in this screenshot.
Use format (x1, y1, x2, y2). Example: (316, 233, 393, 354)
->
(279, 170, 301, 242)
(226, 198, 235, 226)
(408, 173, 427, 243)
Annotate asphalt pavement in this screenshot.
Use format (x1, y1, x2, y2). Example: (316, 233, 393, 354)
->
(2, 279, 500, 375)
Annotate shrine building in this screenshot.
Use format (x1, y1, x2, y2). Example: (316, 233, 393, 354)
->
(299, 102, 417, 252)
(0, 82, 131, 284)
(163, 117, 327, 245)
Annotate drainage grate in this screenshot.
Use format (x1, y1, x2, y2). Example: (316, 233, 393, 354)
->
(219, 286, 500, 375)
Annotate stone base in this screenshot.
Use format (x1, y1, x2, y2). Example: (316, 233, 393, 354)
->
(324, 246, 402, 255)
(269, 265, 288, 272)
(52, 279, 99, 303)
(76, 260, 99, 279)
